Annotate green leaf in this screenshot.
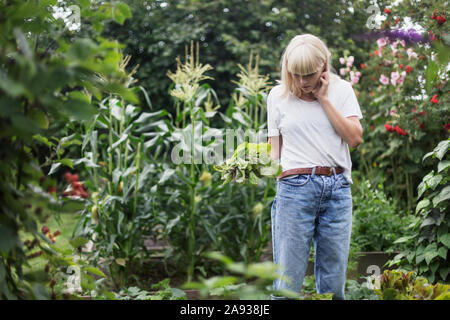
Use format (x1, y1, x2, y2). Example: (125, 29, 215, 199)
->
(114, 2, 132, 25)
(438, 160, 450, 173)
(417, 181, 428, 199)
(416, 199, 430, 214)
(61, 98, 97, 122)
(69, 237, 89, 249)
(56, 158, 74, 169)
(67, 38, 97, 61)
(427, 175, 442, 190)
(425, 60, 439, 92)
(432, 185, 450, 207)
(83, 266, 106, 277)
(439, 233, 450, 249)
(435, 140, 449, 161)
(420, 217, 436, 228)
(423, 243, 438, 265)
(439, 267, 450, 281)
(437, 246, 447, 260)
(33, 134, 54, 148)
(394, 235, 415, 244)
(48, 162, 61, 175)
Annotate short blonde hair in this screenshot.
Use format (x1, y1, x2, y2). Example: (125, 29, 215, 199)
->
(277, 34, 340, 99)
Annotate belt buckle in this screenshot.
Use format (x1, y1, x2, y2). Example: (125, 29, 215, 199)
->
(327, 167, 333, 176)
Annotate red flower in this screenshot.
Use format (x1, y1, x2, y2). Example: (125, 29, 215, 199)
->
(419, 122, 425, 129)
(360, 63, 365, 70)
(42, 226, 49, 235)
(399, 64, 403, 69)
(394, 17, 400, 25)
(71, 181, 83, 189)
(395, 125, 407, 136)
(405, 66, 413, 74)
(384, 124, 395, 132)
(369, 125, 374, 131)
(384, 8, 391, 14)
(432, 10, 438, 20)
(444, 124, 450, 130)
(431, 95, 439, 104)
(436, 15, 446, 25)
(53, 230, 61, 237)
(419, 111, 427, 116)
(64, 172, 79, 183)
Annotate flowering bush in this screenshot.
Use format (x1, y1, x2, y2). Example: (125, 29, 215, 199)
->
(351, 3, 449, 213)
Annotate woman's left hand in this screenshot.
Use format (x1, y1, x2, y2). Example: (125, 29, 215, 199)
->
(312, 71, 329, 102)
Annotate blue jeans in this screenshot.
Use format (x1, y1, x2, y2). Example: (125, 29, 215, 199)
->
(271, 167, 353, 300)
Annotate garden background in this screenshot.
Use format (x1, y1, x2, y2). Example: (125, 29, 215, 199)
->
(0, 0, 449, 300)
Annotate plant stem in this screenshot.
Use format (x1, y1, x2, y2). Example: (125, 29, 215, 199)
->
(187, 104, 196, 282)
(133, 142, 141, 215)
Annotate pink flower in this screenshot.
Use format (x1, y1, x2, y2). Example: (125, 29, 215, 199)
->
(400, 40, 406, 47)
(346, 56, 354, 67)
(379, 74, 389, 85)
(339, 57, 345, 64)
(398, 71, 407, 85)
(339, 68, 346, 76)
(390, 71, 400, 86)
(377, 38, 387, 48)
(350, 71, 360, 86)
(392, 48, 398, 56)
(407, 48, 418, 61)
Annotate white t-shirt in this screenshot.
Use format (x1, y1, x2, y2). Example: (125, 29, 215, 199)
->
(267, 78, 363, 184)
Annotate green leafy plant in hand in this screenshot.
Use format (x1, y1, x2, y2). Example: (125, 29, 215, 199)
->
(214, 142, 282, 185)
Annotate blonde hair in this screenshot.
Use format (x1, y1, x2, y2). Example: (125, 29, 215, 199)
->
(277, 34, 341, 99)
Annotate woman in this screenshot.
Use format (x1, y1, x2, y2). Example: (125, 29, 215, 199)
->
(267, 34, 363, 300)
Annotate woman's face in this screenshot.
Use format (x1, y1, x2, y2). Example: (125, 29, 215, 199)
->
(291, 65, 325, 92)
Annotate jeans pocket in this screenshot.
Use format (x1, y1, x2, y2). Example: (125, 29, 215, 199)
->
(337, 174, 350, 188)
(279, 174, 310, 187)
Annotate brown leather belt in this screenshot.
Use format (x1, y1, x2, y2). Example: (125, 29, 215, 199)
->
(277, 166, 344, 180)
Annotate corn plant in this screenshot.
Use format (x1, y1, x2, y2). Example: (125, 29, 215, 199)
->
(64, 53, 173, 290)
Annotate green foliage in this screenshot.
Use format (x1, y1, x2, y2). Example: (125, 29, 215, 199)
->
(389, 138, 449, 283)
(345, 279, 379, 300)
(101, 0, 377, 115)
(151, 46, 277, 282)
(115, 279, 186, 300)
(0, 0, 134, 299)
(353, 0, 450, 213)
(375, 270, 450, 300)
(183, 252, 300, 300)
(351, 178, 415, 252)
(68, 80, 169, 289)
